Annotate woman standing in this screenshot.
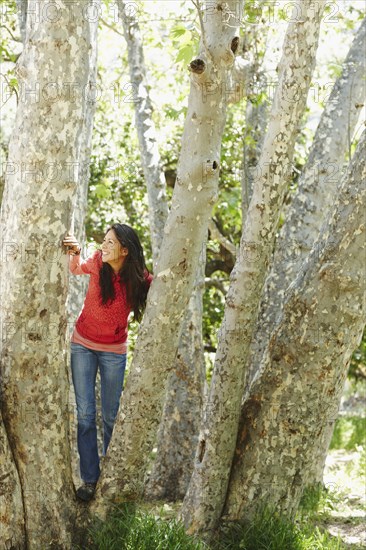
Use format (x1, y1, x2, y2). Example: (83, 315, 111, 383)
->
(63, 223, 152, 502)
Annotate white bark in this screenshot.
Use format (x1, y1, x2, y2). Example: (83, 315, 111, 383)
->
(0, 2, 97, 546)
(117, 0, 168, 267)
(224, 129, 366, 520)
(67, 16, 99, 486)
(118, 0, 206, 500)
(248, 17, 366, 383)
(145, 255, 206, 501)
(0, 411, 25, 547)
(242, 71, 269, 224)
(15, 0, 28, 43)
(180, 1, 325, 536)
(91, 0, 243, 519)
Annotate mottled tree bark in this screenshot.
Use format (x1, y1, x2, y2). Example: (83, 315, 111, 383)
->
(180, 1, 325, 536)
(248, 17, 366, 383)
(15, 0, 28, 44)
(224, 129, 366, 520)
(145, 255, 206, 501)
(91, 0, 242, 519)
(0, 411, 25, 547)
(67, 14, 99, 486)
(117, 0, 206, 502)
(0, 2, 96, 546)
(117, 0, 168, 267)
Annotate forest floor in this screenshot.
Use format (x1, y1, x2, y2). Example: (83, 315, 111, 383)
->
(317, 379, 366, 549)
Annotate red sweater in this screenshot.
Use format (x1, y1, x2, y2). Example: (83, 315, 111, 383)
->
(69, 250, 152, 348)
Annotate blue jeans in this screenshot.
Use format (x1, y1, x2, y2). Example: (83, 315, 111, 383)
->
(71, 342, 127, 484)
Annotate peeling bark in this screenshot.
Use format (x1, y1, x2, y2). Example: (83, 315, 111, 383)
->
(118, 0, 206, 501)
(67, 16, 99, 487)
(118, 0, 168, 267)
(224, 129, 366, 520)
(180, 1, 325, 536)
(91, 0, 242, 519)
(145, 256, 206, 501)
(15, 0, 28, 44)
(0, 410, 25, 547)
(0, 2, 97, 546)
(248, 17, 366, 384)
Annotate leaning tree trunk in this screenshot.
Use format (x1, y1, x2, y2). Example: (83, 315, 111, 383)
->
(0, 411, 25, 547)
(224, 129, 366, 520)
(118, 0, 206, 501)
(145, 255, 206, 501)
(248, 17, 366, 384)
(15, 0, 28, 43)
(180, 0, 325, 536)
(0, 2, 96, 547)
(90, 0, 243, 519)
(118, 0, 168, 266)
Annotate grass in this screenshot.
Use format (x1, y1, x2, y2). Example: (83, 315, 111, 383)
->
(81, 499, 347, 550)
(83, 382, 365, 549)
(84, 502, 207, 550)
(211, 504, 346, 550)
(299, 482, 344, 519)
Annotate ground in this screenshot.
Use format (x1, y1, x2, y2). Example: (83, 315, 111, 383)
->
(322, 379, 366, 549)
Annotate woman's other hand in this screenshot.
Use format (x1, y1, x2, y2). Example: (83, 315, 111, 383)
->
(63, 234, 81, 255)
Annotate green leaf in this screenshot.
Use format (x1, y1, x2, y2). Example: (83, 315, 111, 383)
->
(95, 183, 112, 199)
(176, 44, 194, 64)
(171, 25, 188, 39)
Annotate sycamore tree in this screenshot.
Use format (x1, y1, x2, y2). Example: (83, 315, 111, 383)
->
(0, 0, 364, 548)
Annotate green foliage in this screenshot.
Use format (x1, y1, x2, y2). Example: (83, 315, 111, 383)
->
(299, 483, 343, 518)
(82, 501, 349, 550)
(349, 327, 366, 380)
(212, 505, 345, 550)
(85, 502, 207, 550)
(170, 11, 199, 67)
(330, 417, 366, 451)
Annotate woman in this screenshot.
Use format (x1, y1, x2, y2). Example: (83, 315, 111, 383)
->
(63, 223, 152, 502)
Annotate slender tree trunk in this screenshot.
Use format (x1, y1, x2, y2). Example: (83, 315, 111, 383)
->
(0, 2, 96, 546)
(241, 72, 269, 225)
(67, 17, 99, 486)
(117, 0, 168, 267)
(224, 129, 366, 520)
(180, 1, 325, 536)
(118, 0, 206, 501)
(15, 0, 28, 44)
(145, 255, 206, 501)
(0, 411, 25, 547)
(248, 17, 366, 384)
(91, 0, 243, 519)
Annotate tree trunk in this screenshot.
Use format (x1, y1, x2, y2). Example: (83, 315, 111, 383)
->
(91, 0, 242, 519)
(248, 17, 366, 384)
(67, 16, 99, 486)
(117, 0, 168, 267)
(0, 2, 96, 546)
(224, 129, 366, 520)
(180, 0, 325, 536)
(145, 255, 206, 501)
(0, 411, 25, 547)
(118, 0, 206, 501)
(15, 0, 28, 44)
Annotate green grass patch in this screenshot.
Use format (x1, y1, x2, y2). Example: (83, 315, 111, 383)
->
(86, 502, 207, 550)
(330, 417, 366, 450)
(211, 505, 345, 550)
(84, 501, 347, 550)
(299, 483, 343, 518)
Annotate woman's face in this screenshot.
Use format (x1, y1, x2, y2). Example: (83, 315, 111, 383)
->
(101, 229, 128, 264)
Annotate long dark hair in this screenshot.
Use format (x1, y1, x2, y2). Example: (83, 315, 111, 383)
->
(99, 224, 149, 321)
